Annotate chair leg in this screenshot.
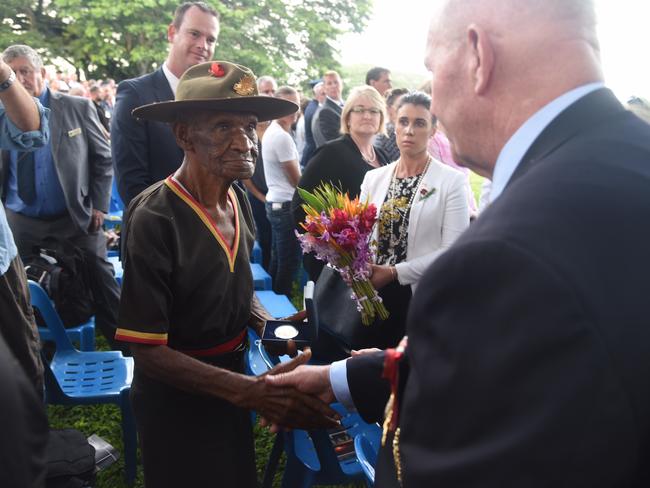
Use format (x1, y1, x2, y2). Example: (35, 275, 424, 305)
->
(281, 448, 316, 488)
(120, 390, 138, 485)
(262, 433, 284, 488)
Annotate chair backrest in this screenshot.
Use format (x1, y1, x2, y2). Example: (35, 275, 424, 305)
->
(40, 351, 68, 403)
(29, 281, 75, 352)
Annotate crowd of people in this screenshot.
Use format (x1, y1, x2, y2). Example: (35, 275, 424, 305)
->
(1, 0, 650, 486)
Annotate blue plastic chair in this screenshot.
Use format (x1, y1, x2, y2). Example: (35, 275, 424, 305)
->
(355, 433, 379, 486)
(37, 316, 95, 352)
(251, 262, 272, 290)
(109, 178, 124, 214)
(261, 405, 382, 488)
(251, 240, 263, 264)
(254, 290, 297, 318)
(105, 178, 124, 230)
(29, 281, 138, 484)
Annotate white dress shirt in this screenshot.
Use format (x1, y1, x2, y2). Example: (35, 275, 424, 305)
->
(162, 63, 180, 96)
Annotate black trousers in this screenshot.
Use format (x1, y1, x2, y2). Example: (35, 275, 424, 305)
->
(6, 209, 126, 354)
(131, 352, 258, 488)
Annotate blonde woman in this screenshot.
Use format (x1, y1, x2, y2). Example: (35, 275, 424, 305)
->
(292, 85, 391, 281)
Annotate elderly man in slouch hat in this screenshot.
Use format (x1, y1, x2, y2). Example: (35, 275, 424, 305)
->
(115, 61, 338, 487)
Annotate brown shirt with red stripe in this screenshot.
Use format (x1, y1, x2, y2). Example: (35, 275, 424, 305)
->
(116, 177, 255, 354)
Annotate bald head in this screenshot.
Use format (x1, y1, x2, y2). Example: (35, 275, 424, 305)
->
(436, 0, 596, 30)
(425, 0, 603, 177)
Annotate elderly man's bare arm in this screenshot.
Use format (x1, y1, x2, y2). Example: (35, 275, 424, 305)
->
(0, 59, 40, 132)
(130, 343, 340, 430)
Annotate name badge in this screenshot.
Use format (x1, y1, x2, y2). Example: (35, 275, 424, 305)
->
(68, 128, 82, 137)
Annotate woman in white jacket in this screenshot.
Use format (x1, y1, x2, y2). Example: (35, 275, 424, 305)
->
(359, 91, 470, 347)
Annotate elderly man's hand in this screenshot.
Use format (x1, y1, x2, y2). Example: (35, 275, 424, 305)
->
(260, 359, 337, 432)
(233, 350, 340, 431)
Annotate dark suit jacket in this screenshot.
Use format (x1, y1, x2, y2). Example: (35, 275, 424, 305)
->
(1, 91, 112, 231)
(348, 89, 650, 487)
(111, 67, 183, 206)
(311, 97, 343, 148)
(300, 98, 319, 167)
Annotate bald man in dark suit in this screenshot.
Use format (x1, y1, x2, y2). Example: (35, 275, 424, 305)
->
(267, 1, 650, 486)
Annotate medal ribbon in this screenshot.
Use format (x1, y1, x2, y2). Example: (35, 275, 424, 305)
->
(382, 336, 408, 432)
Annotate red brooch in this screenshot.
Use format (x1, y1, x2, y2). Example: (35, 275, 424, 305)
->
(209, 63, 225, 77)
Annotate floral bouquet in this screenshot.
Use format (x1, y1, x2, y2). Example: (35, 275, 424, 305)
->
(296, 183, 389, 325)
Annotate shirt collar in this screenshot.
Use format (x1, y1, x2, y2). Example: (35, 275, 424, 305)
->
(490, 82, 605, 203)
(38, 85, 50, 108)
(162, 63, 180, 96)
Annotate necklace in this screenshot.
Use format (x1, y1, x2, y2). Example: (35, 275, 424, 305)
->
(360, 145, 377, 164)
(385, 154, 432, 264)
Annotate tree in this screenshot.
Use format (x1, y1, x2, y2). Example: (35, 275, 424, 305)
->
(0, 0, 372, 84)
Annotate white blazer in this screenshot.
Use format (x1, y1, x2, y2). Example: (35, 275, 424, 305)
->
(360, 157, 470, 290)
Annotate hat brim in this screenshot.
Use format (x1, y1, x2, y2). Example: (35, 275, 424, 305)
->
(132, 96, 298, 123)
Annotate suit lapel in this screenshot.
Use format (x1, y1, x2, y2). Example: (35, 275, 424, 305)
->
(151, 68, 174, 102)
(325, 97, 342, 114)
(48, 92, 64, 159)
(507, 88, 625, 191)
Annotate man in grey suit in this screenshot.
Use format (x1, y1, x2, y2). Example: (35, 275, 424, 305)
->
(311, 70, 345, 148)
(111, 1, 220, 206)
(1, 44, 122, 350)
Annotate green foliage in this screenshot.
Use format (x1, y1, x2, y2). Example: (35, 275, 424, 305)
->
(0, 0, 372, 83)
(469, 171, 484, 203)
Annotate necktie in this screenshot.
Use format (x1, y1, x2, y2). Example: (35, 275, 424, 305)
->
(17, 151, 36, 204)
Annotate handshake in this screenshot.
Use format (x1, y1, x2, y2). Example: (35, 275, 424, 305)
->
(236, 346, 382, 433)
(239, 348, 339, 432)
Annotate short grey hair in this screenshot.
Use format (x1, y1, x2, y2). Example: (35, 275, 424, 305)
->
(275, 86, 297, 99)
(2, 45, 43, 70)
(257, 75, 277, 91)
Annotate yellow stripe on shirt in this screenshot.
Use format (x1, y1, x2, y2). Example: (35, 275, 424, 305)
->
(164, 176, 240, 272)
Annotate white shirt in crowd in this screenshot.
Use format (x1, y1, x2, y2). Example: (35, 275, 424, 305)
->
(162, 63, 180, 96)
(262, 121, 300, 203)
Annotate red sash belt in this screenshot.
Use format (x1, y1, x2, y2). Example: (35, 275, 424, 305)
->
(178, 328, 247, 358)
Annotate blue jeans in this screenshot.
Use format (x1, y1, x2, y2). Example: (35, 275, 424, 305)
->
(265, 201, 301, 296)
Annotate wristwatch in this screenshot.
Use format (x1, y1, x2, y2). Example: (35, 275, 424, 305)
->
(0, 69, 16, 93)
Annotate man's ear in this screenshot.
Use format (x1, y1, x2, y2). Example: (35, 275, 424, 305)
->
(167, 23, 176, 44)
(172, 121, 193, 153)
(467, 24, 494, 95)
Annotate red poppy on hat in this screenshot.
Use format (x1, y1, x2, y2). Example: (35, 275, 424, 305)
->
(210, 62, 225, 77)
